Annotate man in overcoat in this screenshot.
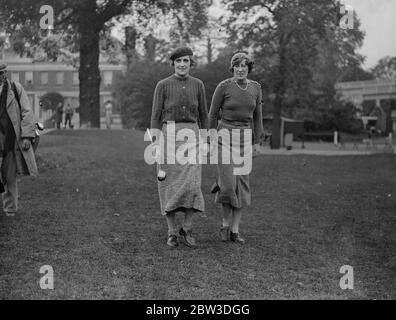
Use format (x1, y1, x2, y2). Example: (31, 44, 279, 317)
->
(0, 61, 38, 217)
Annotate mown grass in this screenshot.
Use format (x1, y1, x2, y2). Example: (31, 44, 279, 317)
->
(0, 129, 395, 300)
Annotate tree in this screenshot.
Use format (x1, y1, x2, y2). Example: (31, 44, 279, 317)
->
(113, 0, 212, 129)
(115, 61, 170, 129)
(371, 56, 396, 80)
(222, 0, 366, 148)
(0, 0, 206, 127)
(115, 51, 231, 130)
(336, 64, 374, 82)
(40, 92, 64, 111)
(116, 0, 213, 63)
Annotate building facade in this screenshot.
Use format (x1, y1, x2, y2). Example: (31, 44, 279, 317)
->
(336, 79, 396, 133)
(6, 57, 123, 127)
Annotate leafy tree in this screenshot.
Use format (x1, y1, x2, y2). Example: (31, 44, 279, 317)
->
(193, 47, 237, 107)
(0, 0, 209, 127)
(222, 0, 366, 148)
(115, 48, 230, 130)
(116, 0, 212, 63)
(337, 64, 374, 82)
(371, 56, 396, 80)
(115, 61, 170, 130)
(0, 0, 139, 127)
(113, 0, 212, 129)
(40, 92, 64, 111)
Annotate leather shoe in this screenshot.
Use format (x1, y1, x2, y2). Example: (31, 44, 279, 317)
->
(167, 235, 178, 248)
(179, 228, 197, 247)
(220, 226, 230, 241)
(230, 232, 245, 245)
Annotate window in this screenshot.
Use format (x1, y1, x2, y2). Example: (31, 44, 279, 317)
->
(72, 72, 79, 86)
(40, 72, 48, 85)
(56, 72, 64, 85)
(28, 94, 35, 115)
(25, 72, 33, 85)
(11, 72, 20, 82)
(103, 71, 113, 86)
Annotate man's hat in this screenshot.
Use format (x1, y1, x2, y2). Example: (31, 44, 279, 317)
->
(0, 61, 7, 72)
(169, 46, 194, 61)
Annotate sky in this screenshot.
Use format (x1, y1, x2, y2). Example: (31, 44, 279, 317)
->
(347, 0, 396, 68)
(209, 0, 396, 69)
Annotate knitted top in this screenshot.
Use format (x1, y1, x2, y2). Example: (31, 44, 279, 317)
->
(151, 74, 209, 130)
(209, 78, 264, 144)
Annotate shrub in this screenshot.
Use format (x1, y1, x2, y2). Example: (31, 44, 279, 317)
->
(114, 62, 170, 130)
(40, 92, 64, 111)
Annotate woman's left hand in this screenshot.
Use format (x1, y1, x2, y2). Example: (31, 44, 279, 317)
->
(22, 138, 32, 151)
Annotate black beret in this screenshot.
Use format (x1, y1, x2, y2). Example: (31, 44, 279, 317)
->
(169, 46, 194, 61)
(0, 61, 7, 72)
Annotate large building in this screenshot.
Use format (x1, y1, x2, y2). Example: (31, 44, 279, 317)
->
(336, 78, 396, 133)
(5, 55, 123, 128)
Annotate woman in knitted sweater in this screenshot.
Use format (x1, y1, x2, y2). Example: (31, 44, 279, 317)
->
(151, 47, 209, 248)
(209, 52, 264, 244)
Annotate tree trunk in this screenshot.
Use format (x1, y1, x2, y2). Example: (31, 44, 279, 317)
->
(78, 9, 102, 128)
(125, 26, 138, 70)
(272, 36, 287, 149)
(207, 36, 212, 64)
(144, 34, 157, 62)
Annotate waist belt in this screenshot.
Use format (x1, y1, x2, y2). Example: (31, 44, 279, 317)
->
(162, 120, 196, 124)
(220, 118, 251, 127)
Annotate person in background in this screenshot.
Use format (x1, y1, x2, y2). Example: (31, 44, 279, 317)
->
(105, 101, 113, 129)
(0, 61, 38, 217)
(55, 102, 63, 130)
(64, 103, 74, 129)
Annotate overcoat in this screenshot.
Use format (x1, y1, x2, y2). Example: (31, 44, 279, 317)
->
(3, 79, 38, 177)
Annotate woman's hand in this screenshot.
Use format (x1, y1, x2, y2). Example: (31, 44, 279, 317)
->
(22, 138, 32, 151)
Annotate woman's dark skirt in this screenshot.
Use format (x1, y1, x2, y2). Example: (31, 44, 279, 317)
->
(214, 120, 253, 208)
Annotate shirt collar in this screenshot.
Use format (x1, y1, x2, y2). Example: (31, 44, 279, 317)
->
(173, 74, 190, 82)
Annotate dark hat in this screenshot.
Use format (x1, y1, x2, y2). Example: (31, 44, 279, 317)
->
(169, 46, 194, 61)
(0, 61, 7, 72)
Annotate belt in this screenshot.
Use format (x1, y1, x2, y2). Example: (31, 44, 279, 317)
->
(162, 120, 196, 125)
(220, 118, 250, 127)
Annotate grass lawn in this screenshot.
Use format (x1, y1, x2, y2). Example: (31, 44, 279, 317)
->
(0, 129, 395, 300)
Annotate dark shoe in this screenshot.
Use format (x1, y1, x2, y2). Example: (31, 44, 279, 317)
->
(210, 181, 220, 194)
(230, 232, 245, 245)
(167, 235, 178, 248)
(220, 226, 230, 242)
(179, 228, 197, 247)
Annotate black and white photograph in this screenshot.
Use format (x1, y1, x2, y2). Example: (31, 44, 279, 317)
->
(0, 0, 395, 304)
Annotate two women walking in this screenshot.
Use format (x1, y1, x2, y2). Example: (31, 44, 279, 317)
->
(150, 47, 263, 248)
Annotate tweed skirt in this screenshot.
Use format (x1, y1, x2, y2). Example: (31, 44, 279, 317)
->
(214, 120, 252, 208)
(157, 122, 205, 216)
